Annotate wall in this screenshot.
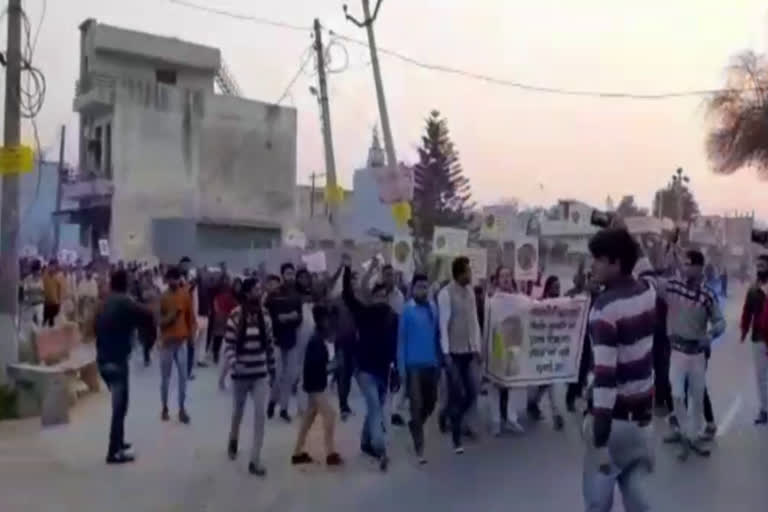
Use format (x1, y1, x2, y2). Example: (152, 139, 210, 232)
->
(198, 96, 296, 230)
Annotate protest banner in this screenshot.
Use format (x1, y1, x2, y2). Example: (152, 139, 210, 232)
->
(484, 293, 590, 387)
(301, 251, 327, 273)
(514, 237, 539, 281)
(391, 234, 414, 277)
(433, 227, 468, 256)
(690, 216, 726, 246)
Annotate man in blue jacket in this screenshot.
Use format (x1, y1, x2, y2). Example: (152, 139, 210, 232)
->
(398, 273, 442, 464)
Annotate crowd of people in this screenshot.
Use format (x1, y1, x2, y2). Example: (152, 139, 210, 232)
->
(28, 220, 768, 511)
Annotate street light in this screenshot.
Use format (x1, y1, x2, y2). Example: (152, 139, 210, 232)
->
(669, 167, 690, 224)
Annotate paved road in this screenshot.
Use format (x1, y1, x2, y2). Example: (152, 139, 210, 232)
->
(2, 285, 768, 512)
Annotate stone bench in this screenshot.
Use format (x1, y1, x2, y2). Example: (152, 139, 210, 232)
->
(8, 323, 99, 426)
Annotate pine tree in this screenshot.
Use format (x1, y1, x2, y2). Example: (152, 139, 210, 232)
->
(412, 110, 474, 243)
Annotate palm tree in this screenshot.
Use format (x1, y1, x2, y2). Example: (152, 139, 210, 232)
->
(706, 51, 768, 178)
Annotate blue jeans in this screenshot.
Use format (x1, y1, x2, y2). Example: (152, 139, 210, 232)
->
(583, 418, 654, 512)
(99, 362, 129, 457)
(160, 342, 187, 410)
(356, 371, 387, 457)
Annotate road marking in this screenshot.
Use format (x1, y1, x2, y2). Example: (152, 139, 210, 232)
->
(717, 394, 742, 437)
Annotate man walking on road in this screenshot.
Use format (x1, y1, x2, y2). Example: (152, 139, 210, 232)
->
(95, 269, 155, 464)
(159, 266, 197, 424)
(398, 273, 441, 464)
(438, 256, 482, 455)
(741, 254, 768, 425)
(583, 228, 656, 511)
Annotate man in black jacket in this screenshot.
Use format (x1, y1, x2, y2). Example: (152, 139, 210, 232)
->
(741, 254, 768, 425)
(95, 269, 155, 464)
(342, 258, 398, 471)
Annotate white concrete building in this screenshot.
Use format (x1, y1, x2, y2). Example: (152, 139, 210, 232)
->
(64, 19, 297, 266)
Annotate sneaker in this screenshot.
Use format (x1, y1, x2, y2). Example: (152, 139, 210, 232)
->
(280, 410, 292, 423)
(689, 439, 711, 458)
(161, 407, 170, 422)
(326, 453, 344, 466)
(454, 445, 465, 455)
(505, 420, 525, 435)
(228, 439, 238, 460)
(417, 456, 428, 465)
(291, 452, 314, 465)
(391, 413, 405, 427)
(179, 410, 191, 425)
(379, 454, 389, 472)
(106, 451, 136, 465)
(248, 462, 267, 477)
(196, 361, 209, 368)
(755, 410, 768, 425)
(553, 414, 565, 431)
(698, 424, 717, 442)
(663, 431, 683, 444)
(267, 401, 276, 419)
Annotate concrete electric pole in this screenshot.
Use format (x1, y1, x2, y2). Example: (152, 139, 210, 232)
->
(53, 125, 66, 255)
(0, 0, 23, 383)
(344, 0, 398, 168)
(312, 19, 340, 236)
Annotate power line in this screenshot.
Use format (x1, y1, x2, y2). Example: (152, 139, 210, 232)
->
(168, 0, 733, 101)
(276, 46, 314, 105)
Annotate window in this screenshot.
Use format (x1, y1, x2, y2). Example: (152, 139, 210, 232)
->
(155, 69, 177, 85)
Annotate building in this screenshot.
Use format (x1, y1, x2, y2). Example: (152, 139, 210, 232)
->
(64, 19, 297, 266)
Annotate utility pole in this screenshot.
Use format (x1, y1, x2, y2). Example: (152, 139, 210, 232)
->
(312, 19, 340, 237)
(345, 0, 398, 169)
(670, 167, 689, 225)
(53, 125, 66, 255)
(0, 0, 23, 383)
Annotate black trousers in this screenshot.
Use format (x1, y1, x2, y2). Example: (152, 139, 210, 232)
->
(653, 335, 673, 411)
(211, 335, 224, 364)
(406, 367, 439, 456)
(446, 354, 477, 447)
(187, 342, 195, 377)
(336, 343, 356, 412)
(42, 302, 59, 327)
(99, 362, 129, 457)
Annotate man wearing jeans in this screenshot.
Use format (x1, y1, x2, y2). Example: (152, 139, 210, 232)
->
(159, 267, 197, 424)
(398, 273, 441, 464)
(740, 254, 768, 425)
(437, 256, 482, 454)
(584, 228, 656, 512)
(95, 269, 155, 464)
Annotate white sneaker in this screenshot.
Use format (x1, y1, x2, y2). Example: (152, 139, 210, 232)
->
(505, 420, 525, 434)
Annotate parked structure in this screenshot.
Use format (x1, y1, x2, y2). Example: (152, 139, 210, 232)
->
(65, 19, 297, 265)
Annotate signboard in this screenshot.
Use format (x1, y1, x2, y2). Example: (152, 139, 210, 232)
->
(391, 234, 414, 276)
(373, 163, 414, 204)
(690, 216, 726, 246)
(463, 247, 488, 284)
(514, 236, 539, 282)
(0, 144, 34, 175)
(301, 251, 327, 273)
(484, 293, 590, 387)
(433, 227, 468, 256)
(98, 238, 110, 257)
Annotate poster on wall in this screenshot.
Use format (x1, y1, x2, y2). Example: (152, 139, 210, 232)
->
(514, 236, 539, 282)
(484, 293, 590, 387)
(433, 227, 468, 256)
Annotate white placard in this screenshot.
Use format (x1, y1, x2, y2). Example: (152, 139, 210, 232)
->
(301, 251, 327, 273)
(624, 216, 663, 235)
(484, 293, 590, 387)
(514, 236, 539, 282)
(283, 229, 307, 250)
(372, 163, 414, 204)
(463, 247, 488, 284)
(98, 238, 110, 257)
(391, 234, 414, 276)
(433, 227, 469, 256)
(690, 216, 726, 246)
(21, 245, 37, 258)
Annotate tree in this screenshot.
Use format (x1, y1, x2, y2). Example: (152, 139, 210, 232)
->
(652, 185, 700, 222)
(706, 51, 768, 177)
(615, 195, 648, 217)
(412, 110, 474, 243)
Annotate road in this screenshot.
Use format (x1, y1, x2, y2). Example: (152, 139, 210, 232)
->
(1, 284, 767, 511)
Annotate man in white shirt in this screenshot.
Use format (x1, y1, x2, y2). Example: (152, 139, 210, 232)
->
(437, 256, 482, 454)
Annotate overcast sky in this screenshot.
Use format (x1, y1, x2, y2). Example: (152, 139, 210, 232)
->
(6, 0, 768, 217)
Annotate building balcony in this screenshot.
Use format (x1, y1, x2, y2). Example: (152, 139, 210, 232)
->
(61, 174, 114, 202)
(73, 73, 116, 114)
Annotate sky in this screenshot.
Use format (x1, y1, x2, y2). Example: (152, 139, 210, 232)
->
(4, 0, 768, 218)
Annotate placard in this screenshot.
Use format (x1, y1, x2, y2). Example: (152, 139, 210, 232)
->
(98, 238, 110, 257)
(391, 234, 414, 276)
(373, 163, 414, 204)
(690, 216, 726, 246)
(283, 229, 307, 250)
(433, 227, 468, 256)
(624, 216, 663, 235)
(484, 293, 590, 387)
(514, 236, 539, 282)
(301, 251, 327, 273)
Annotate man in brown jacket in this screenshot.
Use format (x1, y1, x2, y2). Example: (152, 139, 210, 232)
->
(159, 266, 197, 424)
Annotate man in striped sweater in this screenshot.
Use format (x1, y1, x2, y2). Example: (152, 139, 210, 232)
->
(224, 278, 276, 477)
(584, 228, 656, 512)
